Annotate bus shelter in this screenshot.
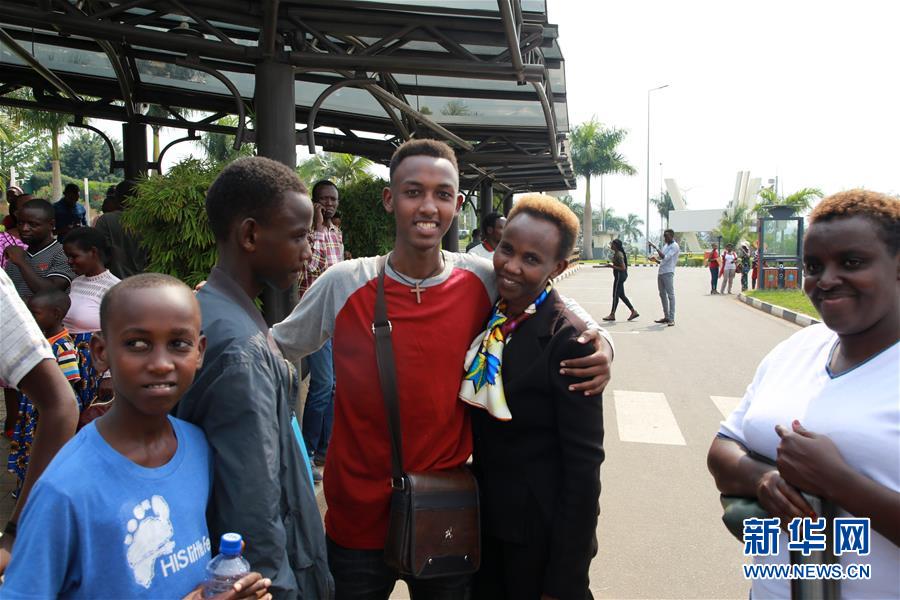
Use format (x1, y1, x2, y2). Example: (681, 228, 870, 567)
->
(0, 0, 575, 320)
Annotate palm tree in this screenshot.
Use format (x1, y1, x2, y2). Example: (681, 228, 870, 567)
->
(715, 203, 753, 247)
(15, 109, 71, 200)
(620, 213, 644, 244)
(570, 117, 637, 259)
(650, 191, 675, 228)
(199, 116, 254, 163)
(296, 152, 374, 188)
(755, 186, 823, 215)
(145, 104, 192, 174)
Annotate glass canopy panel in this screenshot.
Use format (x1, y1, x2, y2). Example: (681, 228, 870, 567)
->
(135, 59, 256, 98)
(296, 80, 394, 118)
(340, 0, 546, 14)
(392, 73, 538, 95)
(0, 41, 117, 80)
(549, 65, 565, 93)
(411, 95, 545, 127)
(554, 100, 568, 131)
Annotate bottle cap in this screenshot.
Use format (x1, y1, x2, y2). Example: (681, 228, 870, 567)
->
(219, 532, 242, 556)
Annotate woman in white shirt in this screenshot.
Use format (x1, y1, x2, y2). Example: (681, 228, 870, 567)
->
(61, 227, 120, 409)
(719, 243, 738, 294)
(707, 190, 899, 599)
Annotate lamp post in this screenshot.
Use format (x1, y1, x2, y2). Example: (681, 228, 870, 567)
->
(646, 84, 669, 250)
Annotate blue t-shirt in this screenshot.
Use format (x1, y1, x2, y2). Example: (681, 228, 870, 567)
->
(1, 417, 213, 599)
(54, 199, 87, 233)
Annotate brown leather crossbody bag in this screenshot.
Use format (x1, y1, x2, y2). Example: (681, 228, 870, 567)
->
(372, 257, 481, 579)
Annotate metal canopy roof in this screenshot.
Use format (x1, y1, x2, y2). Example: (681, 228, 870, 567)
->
(0, 0, 575, 192)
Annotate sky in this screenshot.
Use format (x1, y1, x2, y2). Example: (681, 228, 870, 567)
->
(83, 1, 899, 236)
(549, 0, 900, 233)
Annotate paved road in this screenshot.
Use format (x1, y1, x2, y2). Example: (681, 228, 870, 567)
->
(558, 265, 800, 599)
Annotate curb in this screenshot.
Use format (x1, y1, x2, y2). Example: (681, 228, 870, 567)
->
(554, 263, 585, 283)
(737, 293, 820, 327)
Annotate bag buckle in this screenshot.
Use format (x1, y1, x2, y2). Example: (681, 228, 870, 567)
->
(391, 476, 406, 490)
(372, 320, 393, 334)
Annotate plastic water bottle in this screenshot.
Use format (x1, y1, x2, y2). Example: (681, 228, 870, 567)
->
(203, 533, 250, 598)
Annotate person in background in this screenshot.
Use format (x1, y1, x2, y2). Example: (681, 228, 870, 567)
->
(751, 242, 760, 289)
(297, 180, 344, 482)
(601, 238, 639, 322)
(462, 195, 605, 599)
(62, 227, 121, 408)
(649, 229, 680, 326)
(177, 158, 332, 599)
(707, 189, 899, 599)
(465, 228, 483, 252)
(719, 243, 738, 295)
(739, 243, 752, 291)
(706, 242, 720, 294)
(4, 198, 76, 436)
(1, 187, 28, 436)
(0, 274, 272, 600)
(53, 183, 87, 241)
(7, 289, 80, 497)
(3, 198, 75, 300)
(0, 269, 79, 575)
(94, 180, 148, 279)
(468, 211, 506, 259)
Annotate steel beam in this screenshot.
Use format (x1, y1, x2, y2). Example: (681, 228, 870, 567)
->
(121, 120, 148, 181)
(0, 27, 82, 101)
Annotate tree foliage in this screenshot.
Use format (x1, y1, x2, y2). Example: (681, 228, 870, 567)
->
(650, 191, 675, 226)
(297, 152, 375, 188)
(569, 117, 636, 258)
(198, 116, 255, 163)
(715, 203, 753, 248)
(121, 158, 218, 287)
(56, 130, 123, 181)
(754, 186, 823, 215)
(0, 116, 50, 188)
(338, 177, 395, 258)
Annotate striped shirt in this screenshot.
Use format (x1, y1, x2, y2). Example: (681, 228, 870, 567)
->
(47, 329, 81, 383)
(4, 240, 75, 300)
(0, 269, 53, 388)
(298, 225, 343, 297)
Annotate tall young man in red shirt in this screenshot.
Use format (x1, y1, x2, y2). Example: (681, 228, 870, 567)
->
(273, 139, 612, 598)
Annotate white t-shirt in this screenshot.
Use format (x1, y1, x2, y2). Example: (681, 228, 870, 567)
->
(719, 324, 900, 600)
(658, 241, 680, 274)
(63, 270, 120, 334)
(466, 242, 494, 260)
(722, 251, 737, 270)
(0, 269, 53, 388)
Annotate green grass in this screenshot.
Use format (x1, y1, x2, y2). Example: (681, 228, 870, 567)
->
(746, 289, 819, 318)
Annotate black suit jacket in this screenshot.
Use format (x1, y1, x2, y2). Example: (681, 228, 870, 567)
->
(472, 289, 605, 599)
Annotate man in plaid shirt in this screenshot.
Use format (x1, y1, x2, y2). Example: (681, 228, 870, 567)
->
(298, 180, 343, 481)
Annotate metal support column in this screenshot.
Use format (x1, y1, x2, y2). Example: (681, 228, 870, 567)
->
(502, 190, 514, 215)
(255, 59, 298, 324)
(479, 179, 493, 223)
(121, 121, 147, 181)
(442, 217, 459, 252)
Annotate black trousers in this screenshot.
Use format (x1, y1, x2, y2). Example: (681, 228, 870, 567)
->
(611, 269, 635, 313)
(327, 537, 471, 600)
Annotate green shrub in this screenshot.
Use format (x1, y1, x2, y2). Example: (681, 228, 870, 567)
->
(29, 172, 118, 211)
(339, 177, 394, 258)
(121, 158, 218, 287)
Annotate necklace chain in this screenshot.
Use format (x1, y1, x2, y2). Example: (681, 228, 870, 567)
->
(387, 252, 445, 304)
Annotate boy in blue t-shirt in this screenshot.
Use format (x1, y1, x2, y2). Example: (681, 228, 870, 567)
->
(1, 274, 271, 600)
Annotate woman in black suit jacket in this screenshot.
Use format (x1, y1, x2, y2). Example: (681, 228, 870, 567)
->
(460, 194, 605, 600)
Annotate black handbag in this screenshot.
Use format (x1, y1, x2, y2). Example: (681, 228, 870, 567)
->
(372, 257, 481, 579)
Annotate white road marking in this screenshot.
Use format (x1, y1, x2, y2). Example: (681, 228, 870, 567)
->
(711, 395, 743, 419)
(613, 390, 686, 446)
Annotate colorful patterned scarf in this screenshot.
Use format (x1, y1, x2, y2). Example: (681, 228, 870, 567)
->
(459, 283, 552, 420)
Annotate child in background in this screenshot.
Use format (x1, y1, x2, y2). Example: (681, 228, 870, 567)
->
(7, 289, 80, 497)
(63, 227, 121, 409)
(0, 274, 271, 600)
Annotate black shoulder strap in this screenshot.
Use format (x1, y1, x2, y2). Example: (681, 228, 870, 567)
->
(373, 256, 404, 486)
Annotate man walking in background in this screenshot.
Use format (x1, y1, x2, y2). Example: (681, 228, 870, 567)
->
(467, 211, 505, 259)
(649, 228, 680, 326)
(53, 184, 86, 240)
(298, 180, 343, 482)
